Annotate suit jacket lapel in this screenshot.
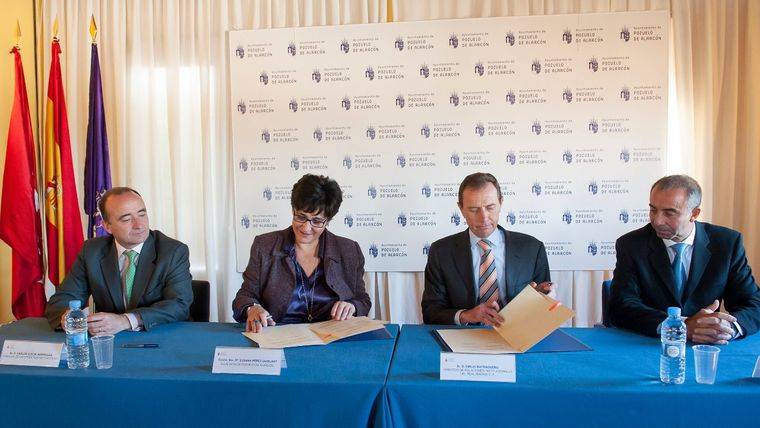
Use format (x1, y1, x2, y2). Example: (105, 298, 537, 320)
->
(453, 230, 476, 308)
(682, 222, 710, 303)
(503, 226, 520, 301)
(129, 233, 156, 310)
(100, 239, 125, 313)
(647, 228, 679, 304)
(320, 230, 342, 296)
(272, 228, 297, 311)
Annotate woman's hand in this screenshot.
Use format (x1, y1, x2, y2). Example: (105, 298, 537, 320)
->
(246, 304, 276, 332)
(330, 301, 356, 320)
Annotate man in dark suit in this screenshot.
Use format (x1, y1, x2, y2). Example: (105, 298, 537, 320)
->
(45, 187, 193, 334)
(610, 175, 760, 343)
(422, 172, 552, 325)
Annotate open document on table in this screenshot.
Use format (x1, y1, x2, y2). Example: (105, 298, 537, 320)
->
(436, 285, 590, 354)
(243, 316, 389, 348)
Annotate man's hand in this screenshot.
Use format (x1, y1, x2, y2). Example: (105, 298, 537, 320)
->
(685, 300, 737, 345)
(60, 310, 70, 332)
(88, 312, 131, 336)
(246, 304, 275, 333)
(531, 281, 554, 295)
(331, 301, 356, 321)
(460, 300, 504, 326)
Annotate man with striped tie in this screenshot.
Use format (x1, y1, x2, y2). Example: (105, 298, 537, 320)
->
(45, 187, 193, 334)
(422, 173, 552, 325)
(610, 175, 760, 342)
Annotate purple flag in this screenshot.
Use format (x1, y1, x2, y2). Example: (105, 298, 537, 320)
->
(84, 43, 112, 238)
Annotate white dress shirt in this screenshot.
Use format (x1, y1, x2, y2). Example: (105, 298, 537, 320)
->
(662, 224, 695, 278)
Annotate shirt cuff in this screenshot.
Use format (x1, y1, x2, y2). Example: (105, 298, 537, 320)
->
(732, 321, 744, 339)
(454, 309, 464, 326)
(125, 313, 142, 331)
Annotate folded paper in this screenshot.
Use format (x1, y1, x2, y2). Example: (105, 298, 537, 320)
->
(437, 285, 576, 353)
(243, 316, 387, 348)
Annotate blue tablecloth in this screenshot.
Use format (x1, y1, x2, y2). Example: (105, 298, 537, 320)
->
(0, 318, 398, 428)
(382, 325, 760, 428)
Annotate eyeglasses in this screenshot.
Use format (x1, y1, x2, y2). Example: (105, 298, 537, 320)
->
(293, 213, 328, 229)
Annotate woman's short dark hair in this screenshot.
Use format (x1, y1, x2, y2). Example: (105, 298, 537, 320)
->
(291, 174, 343, 220)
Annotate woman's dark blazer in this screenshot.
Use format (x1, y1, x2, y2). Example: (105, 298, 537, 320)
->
(232, 227, 371, 322)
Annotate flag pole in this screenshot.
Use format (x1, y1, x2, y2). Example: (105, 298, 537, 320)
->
(84, 14, 112, 240)
(44, 13, 85, 285)
(15, 19, 21, 48)
(52, 16, 59, 41)
(1, 21, 47, 317)
(89, 15, 97, 44)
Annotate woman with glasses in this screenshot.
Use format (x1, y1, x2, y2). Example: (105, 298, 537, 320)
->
(232, 174, 371, 332)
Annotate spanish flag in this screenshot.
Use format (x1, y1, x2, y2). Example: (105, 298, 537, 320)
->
(44, 38, 84, 285)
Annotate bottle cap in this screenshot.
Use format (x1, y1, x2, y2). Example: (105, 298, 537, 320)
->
(68, 300, 82, 310)
(667, 307, 681, 318)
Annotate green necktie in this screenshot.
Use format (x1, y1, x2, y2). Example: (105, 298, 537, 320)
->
(124, 250, 138, 303)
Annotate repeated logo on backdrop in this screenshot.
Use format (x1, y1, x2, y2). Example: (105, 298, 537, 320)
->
(230, 12, 669, 271)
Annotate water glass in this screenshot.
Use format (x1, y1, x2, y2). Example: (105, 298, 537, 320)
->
(91, 335, 115, 369)
(692, 344, 720, 384)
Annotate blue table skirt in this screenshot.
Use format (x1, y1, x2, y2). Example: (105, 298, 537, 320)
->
(0, 318, 399, 428)
(382, 325, 760, 428)
(4, 320, 760, 428)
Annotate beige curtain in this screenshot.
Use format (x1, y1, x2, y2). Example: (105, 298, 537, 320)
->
(670, 0, 760, 270)
(16, 0, 756, 325)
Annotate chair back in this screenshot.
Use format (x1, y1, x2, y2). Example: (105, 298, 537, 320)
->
(190, 280, 210, 322)
(601, 279, 613, 327)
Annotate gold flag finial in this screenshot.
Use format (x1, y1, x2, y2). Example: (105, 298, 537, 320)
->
(15, 20, 22, 47)
(53, 17, 59, 40)
(89, 15, 97, 43)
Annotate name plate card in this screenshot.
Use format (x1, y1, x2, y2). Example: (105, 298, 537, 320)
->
(212, 347, 285, 375)
(0, 340, 64, 368)
(440, 352, 516, 383)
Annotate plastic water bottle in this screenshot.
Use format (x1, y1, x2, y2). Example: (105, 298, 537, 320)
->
(64, 300, 90, 369)
(660, 306, 686, 384)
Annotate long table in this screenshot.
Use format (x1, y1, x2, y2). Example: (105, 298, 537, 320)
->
(0, 318, 399, 428)
(4, 320, 760, 428)
(381, 325, 760, 428)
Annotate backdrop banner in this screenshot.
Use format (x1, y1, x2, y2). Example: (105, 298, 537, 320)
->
(229, 11, 668, 272)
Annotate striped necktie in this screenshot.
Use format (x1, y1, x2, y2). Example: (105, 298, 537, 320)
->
(124, 250, 138, 303)
(477, 239, 499, 305)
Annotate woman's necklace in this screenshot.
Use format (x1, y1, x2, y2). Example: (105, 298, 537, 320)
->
(295, 243, 320, 322)
(296, 259, 318, 322)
